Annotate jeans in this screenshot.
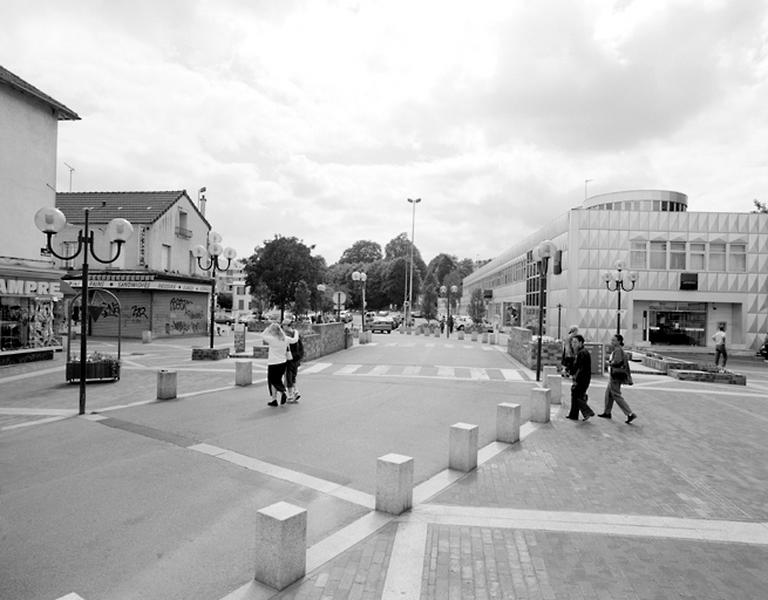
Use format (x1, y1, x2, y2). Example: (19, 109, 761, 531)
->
(714, 344, 727, 367)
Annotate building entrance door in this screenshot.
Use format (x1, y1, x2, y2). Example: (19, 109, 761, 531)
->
(647, 302, 707, 345)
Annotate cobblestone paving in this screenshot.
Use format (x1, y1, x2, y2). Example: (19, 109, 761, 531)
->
(420, 526, 768, 600)
(273, 523, 398, 599)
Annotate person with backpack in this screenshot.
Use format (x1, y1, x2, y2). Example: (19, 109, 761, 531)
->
(283, 318, 304, 403)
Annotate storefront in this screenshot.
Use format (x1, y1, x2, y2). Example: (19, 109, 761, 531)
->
(0, 267, 72, 363)
(64, 271, 212, 339)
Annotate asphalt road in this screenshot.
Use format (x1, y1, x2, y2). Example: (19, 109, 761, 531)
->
(0, 331, 533, 600)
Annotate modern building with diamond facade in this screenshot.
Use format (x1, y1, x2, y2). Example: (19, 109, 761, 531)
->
(462, 190, 768, 352)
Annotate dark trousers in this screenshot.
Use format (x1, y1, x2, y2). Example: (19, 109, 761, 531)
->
(285, 360, 299, 388)
(267, 363, 287, 395)
(715, 344, 727, 367)
(568, 384, 594, 419)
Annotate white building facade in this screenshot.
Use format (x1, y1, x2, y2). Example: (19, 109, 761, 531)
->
(462, 190, 768, 352)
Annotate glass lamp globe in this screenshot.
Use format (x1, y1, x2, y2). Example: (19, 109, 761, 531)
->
(192, 245, 207, 259)
(107, 218, 133, 242)
(34, 207, 67, 234)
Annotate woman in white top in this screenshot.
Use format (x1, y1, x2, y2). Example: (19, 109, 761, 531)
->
(262, 322, 299, 406)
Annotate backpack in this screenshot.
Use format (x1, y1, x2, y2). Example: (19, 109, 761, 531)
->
(290, 337, 304, 361)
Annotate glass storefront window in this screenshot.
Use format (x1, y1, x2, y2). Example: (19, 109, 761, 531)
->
(0, 297, 59, 351)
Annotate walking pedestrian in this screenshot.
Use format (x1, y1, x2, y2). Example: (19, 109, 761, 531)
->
(566, 334, 595, 421)
(712, 326, 728, 370)
(447, 314, 454, 338)
(262, 322, 298, 407)
(440, 316, 446, 335)
(282, 318, 304, 403)
(560, 325, 579, 377)
(598, 334, 637, 424)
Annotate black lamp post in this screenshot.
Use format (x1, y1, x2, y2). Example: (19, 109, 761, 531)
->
(534, 240, 556, 382)
(440, 284, 458, 336)
(557, 303, 563, 340)
(192, 233, 236, 349)
(603, 261, 637, 335)
(34, 206, 133, 415)
(406, 197, 421, 328)
(352, 271, 367, 331)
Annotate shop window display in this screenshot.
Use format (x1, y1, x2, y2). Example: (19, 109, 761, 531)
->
(0, 298, 60, 351)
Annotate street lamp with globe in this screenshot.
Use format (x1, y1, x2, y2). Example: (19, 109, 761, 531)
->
(533, 239, 557, 382)
(351, 271, 367, 332)
(192, 233, 236, 349)
(34, 206, 133, 415)
(603, 261, 638, 335)
(440, 284, 458, 335)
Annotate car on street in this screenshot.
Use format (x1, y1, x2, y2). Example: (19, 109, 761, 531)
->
(453, 315, 474, 331)
(214, 312, 235, 325)
(368, 316, 395, 333)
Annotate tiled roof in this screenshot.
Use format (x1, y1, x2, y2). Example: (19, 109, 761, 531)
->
(56, 191, 209, 226)
(0, 65, 80, 120)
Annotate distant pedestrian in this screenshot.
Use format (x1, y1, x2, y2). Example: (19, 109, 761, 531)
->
(283, 318, 304, 403)
(440, 316, 446, 334)
(712, 326, 727, 370)
(598, 334, 637, 424)
(262, 322, 298, 407)
(447, 314, 454, 337)
(561, 325, 579, 377)
(566, 334, 595, 421)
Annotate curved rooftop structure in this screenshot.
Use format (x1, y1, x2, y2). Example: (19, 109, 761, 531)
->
(584, 189, 688, 212)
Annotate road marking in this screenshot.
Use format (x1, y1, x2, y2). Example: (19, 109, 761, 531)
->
(189, 443, 376, 509)
(368, 365, 390, 376)
(402, 366, 420, 376)
(335, 364, 362, 375)
(300, 362, 332, 374)
(411, 504, 768, 545)
(0, 407, 75, 416)
(469, 367, 490, 380)
(436, 366, 455, 377)
(500, 368, 524, 381)
(1, 415, 70, 431)
(0, 365, 63, 383)
(55, 594, 87, 600)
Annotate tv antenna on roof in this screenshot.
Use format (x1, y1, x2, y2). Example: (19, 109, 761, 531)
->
(64, 162, 75, 192)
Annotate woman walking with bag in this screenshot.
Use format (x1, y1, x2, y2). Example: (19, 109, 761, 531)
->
(262, 322, 298, 407)
(598, 333, 637, 424)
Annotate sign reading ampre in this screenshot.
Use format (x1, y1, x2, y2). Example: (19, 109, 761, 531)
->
(332, 291, 346, 305)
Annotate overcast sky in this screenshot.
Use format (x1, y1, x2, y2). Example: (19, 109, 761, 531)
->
(3, 0, 767, 265)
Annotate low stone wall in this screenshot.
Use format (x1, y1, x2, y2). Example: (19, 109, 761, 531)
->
(301, 322, 347, 361)
(641, 355, 693, 374)
(669, 369, 747, 385)
(506, 327, 562, 369)
(192, 347, 230, 360)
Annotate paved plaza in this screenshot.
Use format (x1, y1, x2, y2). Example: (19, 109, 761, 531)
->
(1, 331, 767, 600)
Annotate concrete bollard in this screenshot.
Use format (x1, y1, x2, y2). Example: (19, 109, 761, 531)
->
(482, 333, 489, 343)
(434, 330, 440, 338)
(449, 422, 479, 472)
(254, 501, 307, 590)
(543, 365, 559, 380)
(376, 453, 414, 515)
(496, 402, 521, 443)
(458, 331, 465, 340)
(235, 361, 253, 386)
(543, 373, 562, 405)
(530, 387, 551, 423)
(157, 369, 177, 400)
(141, 330, 152, 344)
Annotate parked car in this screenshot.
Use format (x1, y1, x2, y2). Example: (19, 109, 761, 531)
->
(368, 316, 394, 333)
(339, 310, 353, 323)
(214, 312, 235, 325)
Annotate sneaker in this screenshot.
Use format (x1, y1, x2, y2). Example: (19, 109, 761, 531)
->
(597, 413, 612, 419)
(626, 413, 636, 424)
(267, 401, 278, 407)
(293, 393, 301, 403)
(280, 392, 287, 405)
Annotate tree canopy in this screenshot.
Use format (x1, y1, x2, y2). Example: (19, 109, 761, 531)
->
(244, 235, 324, 319)
(339, 240, 383, 263)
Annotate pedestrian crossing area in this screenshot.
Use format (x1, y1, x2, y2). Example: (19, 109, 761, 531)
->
(370, 342, 503, 352)
(300, 362, 528, 381)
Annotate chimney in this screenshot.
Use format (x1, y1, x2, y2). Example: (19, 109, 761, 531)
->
(198, 187, 207, 216)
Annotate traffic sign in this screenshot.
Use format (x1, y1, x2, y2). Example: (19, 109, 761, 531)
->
(333, 291, 346, 305)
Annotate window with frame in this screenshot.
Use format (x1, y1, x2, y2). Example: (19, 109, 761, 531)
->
(60, 241, 78, 269)
(630, 241, 647, 269)
(162, 244, 172, 271)
(709, 243, 726, 271)
(689, 243, 706, 270)
(729, 243, 746, 272)
(649, 241, 667, 269)
(669, 242, 686, 269)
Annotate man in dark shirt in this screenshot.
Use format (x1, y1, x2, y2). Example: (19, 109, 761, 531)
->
(566, 334, 596, 421)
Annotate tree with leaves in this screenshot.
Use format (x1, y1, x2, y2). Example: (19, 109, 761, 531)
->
(293, 280, 311, 317)
(339, 240, 383, 264)
(467, 288, 486, 324)
(244, 235, 322, 321)
(420, 272, 439, 322)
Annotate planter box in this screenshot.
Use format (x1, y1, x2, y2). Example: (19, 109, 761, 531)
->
(66, 359, 120, 382)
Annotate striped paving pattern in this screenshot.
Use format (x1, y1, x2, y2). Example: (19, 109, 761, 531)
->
(300, 362, 528, 381)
